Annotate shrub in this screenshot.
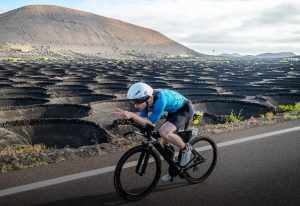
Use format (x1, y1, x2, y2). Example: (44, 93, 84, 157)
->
(8, 57, 19, 62)
(40, 56, 49, 61)
(16, 144, 47, 153)
(265, 112, 274, 120)
(283, 114, 300, 121)
(224, 110, 244, 123)
(277, 102, 300, 112)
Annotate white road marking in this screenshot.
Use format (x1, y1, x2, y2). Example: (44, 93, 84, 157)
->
(1, 125, 300, 197)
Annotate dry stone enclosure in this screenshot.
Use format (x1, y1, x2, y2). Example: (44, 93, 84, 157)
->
(0, 59, 299, 148)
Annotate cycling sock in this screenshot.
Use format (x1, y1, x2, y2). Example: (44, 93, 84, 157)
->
(182, 143, 189, 151)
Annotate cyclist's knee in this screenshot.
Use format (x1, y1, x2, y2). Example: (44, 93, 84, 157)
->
(161, 138, 170, 145)
(159, 127, 172, 140)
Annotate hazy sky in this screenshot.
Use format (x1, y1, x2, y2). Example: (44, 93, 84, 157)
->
(1, 0, 299, 55)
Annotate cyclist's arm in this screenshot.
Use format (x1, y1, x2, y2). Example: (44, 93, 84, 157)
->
(140, 107, 148, 117)
(148, 98, 167, 124)
(131, 97, 166, 126)
(130, 112, 154, 127)
(113, 107, 153, 126)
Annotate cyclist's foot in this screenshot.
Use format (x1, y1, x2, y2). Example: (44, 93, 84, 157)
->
(161, 173, 172, 182)
(180, 143, 192, 167)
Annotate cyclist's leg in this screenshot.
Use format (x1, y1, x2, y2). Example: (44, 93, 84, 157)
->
(159, 122, 185, 149)
(161, 138, 170, 145)
(159, 122, 182, 181)
(163, 101, 194, 166)
(159, 100, 194, 148)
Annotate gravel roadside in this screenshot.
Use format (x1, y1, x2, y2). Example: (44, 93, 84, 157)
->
(1, 110, 299, 174)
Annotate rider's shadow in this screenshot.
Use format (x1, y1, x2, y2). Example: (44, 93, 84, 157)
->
(155, 180, 191, 192)
(35, 181, 190, 206)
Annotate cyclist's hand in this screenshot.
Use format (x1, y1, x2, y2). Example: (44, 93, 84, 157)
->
(112, 108, 132, 119)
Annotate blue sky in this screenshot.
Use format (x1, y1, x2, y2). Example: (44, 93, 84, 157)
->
(1, 0, 300, 55)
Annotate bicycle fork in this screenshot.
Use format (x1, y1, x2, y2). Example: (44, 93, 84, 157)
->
(135, 148, 151, 176)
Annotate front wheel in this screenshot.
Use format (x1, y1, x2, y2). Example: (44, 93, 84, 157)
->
(184, 136, 217, 184)
(114, 145, 162, 201)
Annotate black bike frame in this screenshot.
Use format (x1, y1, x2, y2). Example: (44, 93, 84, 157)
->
(138, 138, 183, 178)
(140, 137, 208, 176)
(154, 142, 182, 172)
(128, 122, 207, 179)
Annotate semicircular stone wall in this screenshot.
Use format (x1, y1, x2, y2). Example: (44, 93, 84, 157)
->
(0, 60, 299, 148)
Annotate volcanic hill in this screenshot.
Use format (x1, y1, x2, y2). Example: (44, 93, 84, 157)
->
(0, 5, 199, 58)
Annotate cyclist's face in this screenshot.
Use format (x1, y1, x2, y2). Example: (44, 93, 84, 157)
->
(134, 102, 147, 110)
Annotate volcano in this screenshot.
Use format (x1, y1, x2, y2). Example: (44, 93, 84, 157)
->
(0, 5, 199, 58)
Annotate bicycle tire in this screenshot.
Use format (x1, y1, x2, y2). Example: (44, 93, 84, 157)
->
(184, 136, 217, 184)
(114, 145, 162, 201)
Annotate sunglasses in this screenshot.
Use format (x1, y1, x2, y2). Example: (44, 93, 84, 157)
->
(131, 98, 147, 105)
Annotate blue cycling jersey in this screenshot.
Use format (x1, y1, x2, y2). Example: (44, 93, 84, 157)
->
(140, 89, 186, 124)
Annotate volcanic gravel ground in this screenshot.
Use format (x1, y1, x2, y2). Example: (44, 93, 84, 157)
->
(0, 59, 299, 149)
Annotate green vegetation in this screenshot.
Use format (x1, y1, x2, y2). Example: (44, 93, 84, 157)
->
(258, 112, 275, 120)
(277, 59, 289, 63)
(0, 52, 71, 63)
(113, 58, 126, 66)
(40, 56, 49, 61)
(0, 144, 47, 173)
(283, 114, 300, 121)
(277, 102, 300, 112)
(224, 110, 244, 123)
(8, 57, 21, 62)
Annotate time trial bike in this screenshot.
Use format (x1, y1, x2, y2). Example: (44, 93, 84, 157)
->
(113, 119, 217, 201)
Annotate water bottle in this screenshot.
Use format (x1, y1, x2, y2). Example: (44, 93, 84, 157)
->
(191, 128, 198, 139)
(192, 111, 203, 125)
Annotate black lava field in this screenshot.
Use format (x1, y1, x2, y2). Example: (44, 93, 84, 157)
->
(0, 59, 299, 148)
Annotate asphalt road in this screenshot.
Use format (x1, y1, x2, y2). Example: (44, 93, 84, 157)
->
(1, 119, 300, 206)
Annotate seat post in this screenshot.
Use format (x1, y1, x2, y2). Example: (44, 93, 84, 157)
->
(184, 122, 189, 130)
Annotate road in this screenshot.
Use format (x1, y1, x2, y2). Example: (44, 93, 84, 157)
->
(1, 119, 300, 206)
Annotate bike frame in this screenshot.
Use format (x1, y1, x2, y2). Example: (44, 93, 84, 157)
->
(123, 121, 207, 179)
(137, 133, 205, 179)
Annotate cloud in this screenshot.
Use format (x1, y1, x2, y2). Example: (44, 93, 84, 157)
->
(239, 1, 300, 28)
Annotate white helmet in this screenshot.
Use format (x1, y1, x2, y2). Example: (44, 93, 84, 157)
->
(127, 82, 153, 102)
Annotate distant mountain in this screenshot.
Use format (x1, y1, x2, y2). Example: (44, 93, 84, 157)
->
(255, 52, 296, 58)
(243, 55, 255, 59)
(219, 53, 242, 57)
(220, 52, 297, 59)
(0, 5, 201, 58)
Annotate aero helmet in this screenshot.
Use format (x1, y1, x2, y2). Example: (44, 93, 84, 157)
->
(127, 82, 153, 103)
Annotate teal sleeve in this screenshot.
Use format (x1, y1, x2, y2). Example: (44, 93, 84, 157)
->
(148, 97, 167, 124)
(140, 107, 148, 117)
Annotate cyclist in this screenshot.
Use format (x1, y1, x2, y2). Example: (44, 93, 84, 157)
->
(113, 82, 195, 181)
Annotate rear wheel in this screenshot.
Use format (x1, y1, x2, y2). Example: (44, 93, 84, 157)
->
(114, 145, 162, 201)
(184, 136, 217, 183)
